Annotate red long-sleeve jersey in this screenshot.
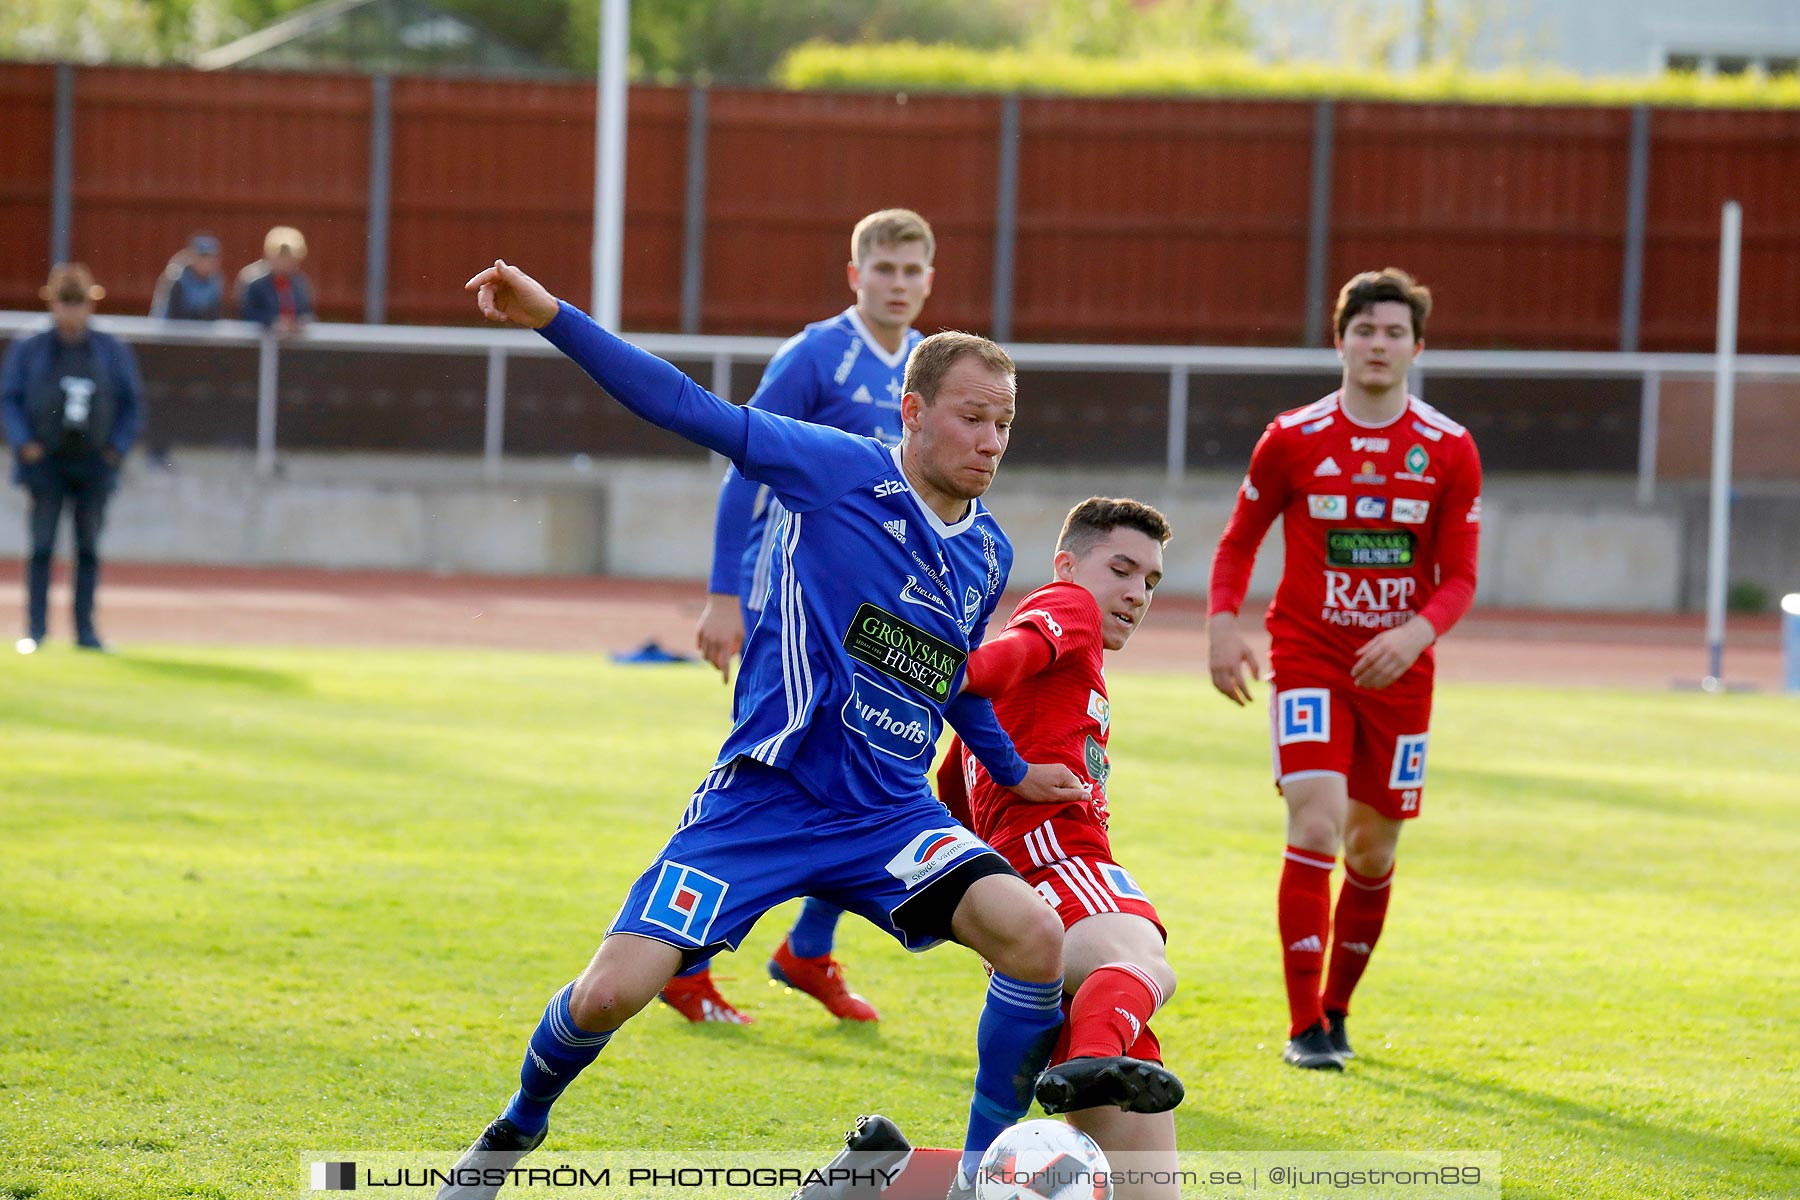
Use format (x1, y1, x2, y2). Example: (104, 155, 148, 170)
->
(939, 581, 1115, 841)
(1209, 390, 1481, 674)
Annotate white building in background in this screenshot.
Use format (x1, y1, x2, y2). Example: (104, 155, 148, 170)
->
(1249, 0, 1800, 78)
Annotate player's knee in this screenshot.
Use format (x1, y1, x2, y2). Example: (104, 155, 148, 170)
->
(567, 973, 644, 1032)
(1288, 810, 1342, 853)
(972, 894, 1063, 981)
(1007, 900, 1065, 981)
(1344, 842, 1396, 879)
(1148, 958, 1178, 1006)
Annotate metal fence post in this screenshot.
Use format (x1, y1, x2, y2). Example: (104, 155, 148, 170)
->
(990, 94, 1021, 342)
(680, 87, 709, 335)
(711, 352, 732, 404)
(708, 351, 733, 469)
(50, 64, 75, 266)
(1635, 368, 1660, 506)
(365, 73, 393, 324)
(1165, 365, 1189, 488)
(1619, 106, 1651, 352)
(483, 346, 506, 481)
(1302, 99, 1335, 347)
(255, 333, 279, 477)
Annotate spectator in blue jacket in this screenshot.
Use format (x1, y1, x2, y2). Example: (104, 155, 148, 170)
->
(150, 232, 226, 321)
(236, 225, 315, 333)
(1, 263, 143, 653)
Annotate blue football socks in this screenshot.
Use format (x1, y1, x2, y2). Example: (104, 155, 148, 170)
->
(959, 970, 1065, 1182)
(786, 897, 844, 959)
(499, 983, 614, 1136)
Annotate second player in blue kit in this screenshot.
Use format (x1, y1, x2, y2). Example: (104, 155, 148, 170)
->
(675, 208, 940, 1025)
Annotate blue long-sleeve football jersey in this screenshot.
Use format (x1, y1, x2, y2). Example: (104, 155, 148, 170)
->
(709, 308, 922, 615)
(540, 302, 1023, 811)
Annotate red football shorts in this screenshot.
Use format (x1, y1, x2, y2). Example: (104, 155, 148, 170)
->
(1267, 670, 1435, 819)
(991, 813, 1166, 1065)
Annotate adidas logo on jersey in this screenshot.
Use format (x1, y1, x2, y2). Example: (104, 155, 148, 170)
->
(884, 519, 907, 543)
(1313, 457, 1342, 477)
(851, 384, 875, 405)
(1286, 935, 1324, 953)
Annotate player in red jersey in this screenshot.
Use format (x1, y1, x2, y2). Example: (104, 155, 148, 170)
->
(939, 497, 1184, 1200)
(1207, 268, 1481, 1071)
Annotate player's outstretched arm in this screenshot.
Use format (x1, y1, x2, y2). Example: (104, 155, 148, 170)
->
(467, 261, 751, 463)
(465, 260, 558, 328)
(1207, 611, 1262, 705)
(944, 691, 1028, 789)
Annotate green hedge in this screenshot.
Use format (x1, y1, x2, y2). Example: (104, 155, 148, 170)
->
(777, 41, 1800, 108)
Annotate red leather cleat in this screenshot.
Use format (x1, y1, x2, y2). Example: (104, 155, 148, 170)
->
(768, 938, 880, 1022)
(658, 969, 752, 1024)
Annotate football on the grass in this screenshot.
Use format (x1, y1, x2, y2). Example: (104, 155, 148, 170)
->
(974, 1119, 1113, 1200)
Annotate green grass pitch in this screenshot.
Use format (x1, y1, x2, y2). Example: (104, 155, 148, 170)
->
(2, 646, 1795, 1199)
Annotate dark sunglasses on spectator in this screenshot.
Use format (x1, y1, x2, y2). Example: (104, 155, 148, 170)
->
(55, 290, 90, 305)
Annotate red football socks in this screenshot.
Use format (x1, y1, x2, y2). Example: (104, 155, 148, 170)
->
(1279, 845, 1336, 1038)
(1322, 862, 1394, 1017)
(1065, 961, 1163, 1060)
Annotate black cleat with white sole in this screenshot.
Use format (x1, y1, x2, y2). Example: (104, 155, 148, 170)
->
(433, 1117, 547, 1200)
(790, 1113, 914, 1200)
(1034, 1054, 1186, 1114)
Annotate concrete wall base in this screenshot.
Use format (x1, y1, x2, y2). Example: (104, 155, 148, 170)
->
(0, 450, 1792, 612)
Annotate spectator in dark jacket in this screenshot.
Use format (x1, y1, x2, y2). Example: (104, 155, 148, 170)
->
(150, 232, 225, 321)
(236, 225, 315, 334)
(1, 263, 143, 653)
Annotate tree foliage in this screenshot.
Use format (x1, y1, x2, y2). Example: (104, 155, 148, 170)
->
(0, 0, 1242, 82)
(0, 0, 216, 63)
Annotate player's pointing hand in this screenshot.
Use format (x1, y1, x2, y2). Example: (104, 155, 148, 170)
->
(465, 260, 559, 329)
(1008, 762, 1090, 805)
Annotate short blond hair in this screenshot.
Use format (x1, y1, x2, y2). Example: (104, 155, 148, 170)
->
(264, 225, 308, 260)
(852, 208, 934, 266)
(903, 330, 1013, 406)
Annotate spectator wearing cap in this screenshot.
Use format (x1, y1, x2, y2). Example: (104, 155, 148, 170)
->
(236, 225, 315, 334)
(150, 232, 225, 321)
(0, 263, 144, 653)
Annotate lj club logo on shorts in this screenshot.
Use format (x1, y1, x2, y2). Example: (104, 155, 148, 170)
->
(1389, 734, 1429, 789)
(641, 862, 729, 944)
(1277, 689, 1331, 745)
(1097, 861, 1147, 900)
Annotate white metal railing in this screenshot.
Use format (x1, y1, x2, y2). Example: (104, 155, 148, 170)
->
(5, 310, 1799, 501)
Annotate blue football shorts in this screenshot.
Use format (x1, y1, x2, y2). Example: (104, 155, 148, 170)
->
(607, 757, 1018, 965)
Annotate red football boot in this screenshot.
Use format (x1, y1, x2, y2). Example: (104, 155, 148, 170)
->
(658, 969, 752, 1024)
(768, 937, 879, 1022)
